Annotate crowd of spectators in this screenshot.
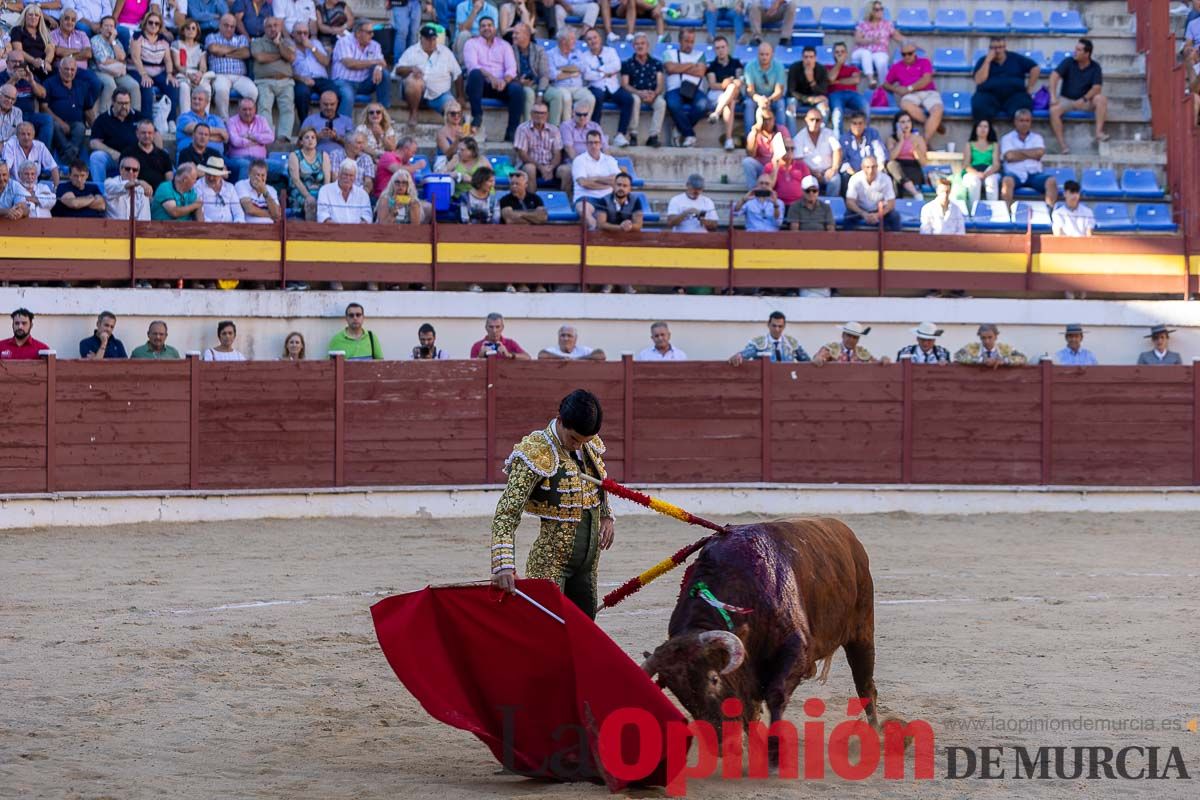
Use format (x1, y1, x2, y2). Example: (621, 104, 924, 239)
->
(1, 306, 1190, 367)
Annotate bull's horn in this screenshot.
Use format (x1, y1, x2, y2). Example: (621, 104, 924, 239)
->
(698, 630, 745, 675)
(641, 649, 660, 678)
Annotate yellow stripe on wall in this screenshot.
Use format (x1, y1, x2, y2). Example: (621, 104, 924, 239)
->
(588, 246, 727, 270)
(438, 242, 578, 265)
(287, 241, 433, 263)
(734, 248, 878, 271)
(1, 236, 128, 260)
(885, 250, 1028, 273)
(1034, 253, 1185, 276)
(137, 237, 280, 261)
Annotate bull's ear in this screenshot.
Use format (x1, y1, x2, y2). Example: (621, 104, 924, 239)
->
(642, 651, 652, 659)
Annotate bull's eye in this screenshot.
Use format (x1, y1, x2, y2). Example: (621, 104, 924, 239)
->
(709, 673, 720, 689)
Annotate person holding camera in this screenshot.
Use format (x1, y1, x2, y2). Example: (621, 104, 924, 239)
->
(734, 173, 784, 232)
(666, 173, 719, 234)
(470, 312, 531, 359)
(411, 323, 448, 360)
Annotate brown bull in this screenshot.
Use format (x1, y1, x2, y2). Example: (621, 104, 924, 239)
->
(642, 517, 877, 741)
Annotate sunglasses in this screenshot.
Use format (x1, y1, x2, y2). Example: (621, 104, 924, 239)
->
(902, 51, 916, 56)
(804, 188, 820, 193)
(448, 111, 462, 116)
(574, 112, 588, 117)
(121, 165, 140, 171)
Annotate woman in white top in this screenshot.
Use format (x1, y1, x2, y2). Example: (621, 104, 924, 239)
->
(170, 18, 212, 117)
(202, 320, 248, 361)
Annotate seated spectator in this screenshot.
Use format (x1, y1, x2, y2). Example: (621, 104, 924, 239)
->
(595, 172, 643, 232)
(1, 307, 49, 360)
(1136, 325, 1182, 365)
(375, 169, 423, 225)
(251, 15, 297, 143)
(80, 310, 127, 359)
(50, 9, 102, 82)
(191, 0, 231, 37)
(795, 108, 842, 195)
(703, 2, 743, 47)
(41, 58, 98, 163)
(356, 103, 396, 159)
(104, 156, 151, 220)
(742, 103, 789, 188)
(1049, 38, 1108, 153)
(275, 0, 319, 39)
(896, 322, 950, 364)
(171, 18, 213, 116)
(620, 32, 665, 148)
(920, 179, 965, 235)
(374, 135, 428, 197)
(580, 26, 633, 147)
(881, 42, 942, 143)
(850, 2, 902, 87)
(0, 163, 29, 221)
(508, 23, 546, 123)
(955, 118, 1000, 210)
(635, 320, 687, 361)
(728, 310, 808, 365)
(560, 100, 606, 161)
(317, 157, 372, 224)
(615, 0, 665, 43)
(735, 173, 784, 232)
(396, 24, 462, 127)
(954, 323, 1027, 367)
(971, 37, 1039, 122)
(1051, 180, 1094, 237)
(463, 18, 523, 142)
(87, 88, 138, 182)
(206, 13, 258, 118)
(331, 20, 388, 118)
(121, 118, 173, 189)
(176, 122, 222, 168)
(459, 165, 500, 224)
(999, 109, 1057, 208)
(299, 89, 351, 163)
(1, 52, 54, 150)
(749, 0, 797, 48)
(130, 320, 181, 359)
(328, 303, 383, 360)
(1054, 323, 1098, 366)
(10, 5, 58, 83)
(69, 0, 114, 36)
(572, 129, 618, 228)
(663, 29, 709, 149)
(342, 131, 376, 196)
(52, 159, 106, 217)
(762, 150, 809, 207)
(4, 122, 58, 185)
(470, 311, 531, 359)
(203, 320, 249, 361)
(225, 96, 274, 180)
(281, 331, 306, 361)
(0, 85, 23, 147)
(544, 28, 592, 125)
(129, 12, 180, 126)
(316, 0, 354, 47)
(705, 35, 742, 151)
(549, 0, 600, 38)
(786, 174, 834, 231)
(539, 324, 606, 360)
(667, 173, 718, 233)
(885, 111, 926, 199)
(838, 110, 885, 190)
(787, 46, 829, 123)
(824, 41, 863, 136)
(290, 22, 336, 125)
(844, 154, 898, 230)
(91, 15, 143, 116)
(446, 134, 485, 199)
(235, 0, 272, 41)
(236, 157, 281, 224)
(12, 159, 55, 217)
(814, 322, 883, 364)
(411, 322, 448, 360)
(197, 156, 245, 222)
(499, 170, 547, 224)
(177, 87, 228, 156)
(454, 0, 500, 57)
(151, 162, 205, 220)
(515, 101, 570, 192)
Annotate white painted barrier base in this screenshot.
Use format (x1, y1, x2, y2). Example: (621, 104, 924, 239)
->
(3, 484, 1200, 530)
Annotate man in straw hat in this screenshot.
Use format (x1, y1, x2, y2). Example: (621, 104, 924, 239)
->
(1054, 323, 1097, 366)
(814, 321, 884, 364)
(897, 322, 950, 364)
(1136, 325, 1182, 365)
(954, 323, 1027, 367)
(196, 156, 245, 223)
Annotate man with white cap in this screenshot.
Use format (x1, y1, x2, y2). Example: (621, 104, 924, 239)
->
(1135, 325, 1181, 365)
(786, 174, 835, 232)
(954, 323, 1027, 367)
(1054, 323, 1097, 366)
(814, 321, 883, 364)
(897, 322, 950, 364)
(196, 155, 246, 223)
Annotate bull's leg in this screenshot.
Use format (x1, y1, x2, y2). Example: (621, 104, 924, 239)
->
(843, 639, 879, 729)
(762, 633, 808, 766)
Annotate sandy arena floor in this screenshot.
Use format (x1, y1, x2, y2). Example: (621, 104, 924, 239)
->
(1, 511, 1198, 799)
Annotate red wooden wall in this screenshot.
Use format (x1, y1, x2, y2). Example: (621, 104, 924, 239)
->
(2, 356, 1199, 495)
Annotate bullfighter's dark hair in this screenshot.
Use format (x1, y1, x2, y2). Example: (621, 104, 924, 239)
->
(769, 311, 786, 323)
(559, 389, 603, 437)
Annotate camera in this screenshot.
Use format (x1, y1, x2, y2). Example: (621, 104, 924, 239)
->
(754, 189, 771, 198)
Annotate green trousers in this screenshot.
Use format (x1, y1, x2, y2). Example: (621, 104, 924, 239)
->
(560, 508, 599, 620)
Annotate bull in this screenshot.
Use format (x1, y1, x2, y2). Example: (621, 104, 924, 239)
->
(641, 517, 878, 744)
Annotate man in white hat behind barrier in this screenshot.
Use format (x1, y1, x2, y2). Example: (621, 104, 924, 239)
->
(897, 322, 950, 364)
(1054, 324, 1097, 366)
(196, 156, 245, 223)
(814, 321, 884, 364)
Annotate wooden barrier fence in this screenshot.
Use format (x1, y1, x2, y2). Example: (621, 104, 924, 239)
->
(2, 356, 1199, 495)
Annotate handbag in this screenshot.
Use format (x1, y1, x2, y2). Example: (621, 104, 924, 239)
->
(673, 48, 700, 102)
(869, 87, 890, 108)
(1032, 86, 1050, 111)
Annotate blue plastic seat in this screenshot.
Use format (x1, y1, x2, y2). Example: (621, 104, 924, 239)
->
(825, 195, 846, 226)
(735, 43, 757, 65)
(924, 164, 954, 184)
(615, 156, 645, 188)
(941, 91, 972, 118)
(632, 191, 660, 223)
(972, 9, 1008, 34)
(1049, 10, 1088, 35)
(614, 40, 634, 61)
(538, 38, 555, 51)
(652, 40, 670, 61)
(480, 97, 505, 109)
(775, 45, 803, 66)
(1012, 201, 1052, 232)
(969, 200, 1016, 232)
(487, 154, 513, 187)
(1017, 49, 1049, 71)
(818, 6, 855, 31)
(1009, 10, 1045, 34)
(932, 48, 971, 74)
(1046, 166, 1077, 193)
(895, 198, 923, 228)
(1080, 169, 1122, 199)
(1121, 169, 1164, 199)
(1050, 50, 1073, 71)
(793, 6, 818, 28)
(817, 45, 834, 64)
(934, 9, 969, 33)
(1093, 202, 1135, 232)
(1133, 204, 1177, 232)
(896, 8, 933, 33)
(972, 48, 988, 68)
(541, 190, 579, 222)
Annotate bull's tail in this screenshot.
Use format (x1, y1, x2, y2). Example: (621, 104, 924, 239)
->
(816, 653, 834, 685)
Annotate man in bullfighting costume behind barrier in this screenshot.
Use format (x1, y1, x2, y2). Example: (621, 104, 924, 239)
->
(489, 389, 615, 619)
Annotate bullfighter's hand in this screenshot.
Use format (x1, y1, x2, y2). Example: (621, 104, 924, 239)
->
(492, 568, 517, 593)
(599, 517, 615, 550)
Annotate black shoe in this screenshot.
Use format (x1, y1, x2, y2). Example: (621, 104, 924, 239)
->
(751, 37, 762, 46)
(628, 132, 638, 146)
(779, 37, 792, 46)
(647, 135, 661, 148)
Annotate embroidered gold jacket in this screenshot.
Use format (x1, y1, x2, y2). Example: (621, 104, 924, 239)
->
(818, 341, 877, 363)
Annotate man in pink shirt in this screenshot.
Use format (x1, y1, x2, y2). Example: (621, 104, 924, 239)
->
(881, 44, 943, 142)
(224, 96, 275, 181)
(462, 17, 524, 142)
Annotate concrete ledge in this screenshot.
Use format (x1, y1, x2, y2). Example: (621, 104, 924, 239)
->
(4, 483, 1200, 530)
